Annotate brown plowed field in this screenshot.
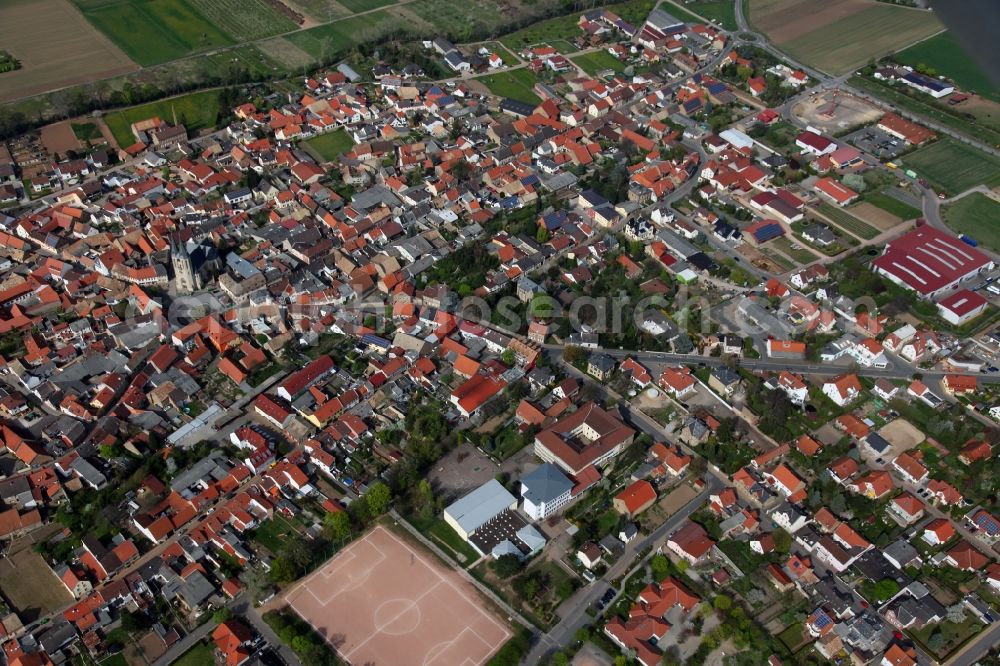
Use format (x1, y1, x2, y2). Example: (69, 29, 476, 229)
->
(0, 0, 138, 103)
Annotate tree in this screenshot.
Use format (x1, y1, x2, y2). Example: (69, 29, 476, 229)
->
(843, 173, 867, 192)
(772, 528, 792, 553)
(501, 348, 516, 366)
(365, 481, 392, 516)
(536, 226, 550, 243)
(212, 607, 233, 623)
(269, 556, 298, 583)
(713, 594, 732, 611)
(650, 553, 672, 581)
(323, 510, 352, 543)
(564, 345, 586, 365)
(492, 554, 523, 578)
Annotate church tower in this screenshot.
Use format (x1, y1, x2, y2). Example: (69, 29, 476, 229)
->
(171, 237, 196, 295)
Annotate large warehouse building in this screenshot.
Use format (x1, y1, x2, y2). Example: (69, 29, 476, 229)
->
(871, 226, 993, 298)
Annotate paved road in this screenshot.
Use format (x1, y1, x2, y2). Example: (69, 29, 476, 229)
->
(525, 480, 719, 664)
(548, 342, 1000, 385)
(242, 600, 302, 666)
(946, 621, 1000, 666)
(523, 356, 729, 663)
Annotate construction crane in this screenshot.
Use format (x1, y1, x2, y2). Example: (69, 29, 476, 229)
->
(818, 88, 841, 119)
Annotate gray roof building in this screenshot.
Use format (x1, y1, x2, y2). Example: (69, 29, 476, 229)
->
(443, 479, 517, 538)
(520, 463, 573, 507)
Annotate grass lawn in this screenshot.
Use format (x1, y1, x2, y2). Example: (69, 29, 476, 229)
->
(942, 193, 1000, 253)
(476, 68, 541, 105)
(864, 191, 922, 221)
(815, 203, 880, 240)
(74, 0, 234, 66)
(173, 641, 215, 666)
(71, 122, 102, 142)
(777, 623, 808, 653)
(896, 31, 1000, 103)
(571, 50, 627, 75)
(671, 0, 737, 30)
(903, 138, 1000, 196)
(252, 515, 301, 554)
(303, 129, 355, 163)
(772, 236, 818, 264)
(758, 247, 795, 271)
(103, 90, 221, 146)
(408, 515, 480, 566)
(99, 655, 129, 666)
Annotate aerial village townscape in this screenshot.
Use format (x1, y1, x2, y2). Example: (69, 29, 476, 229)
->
(1, 0, 1000, 665)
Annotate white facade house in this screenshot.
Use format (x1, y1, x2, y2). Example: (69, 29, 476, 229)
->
(520, 463, 573, 520)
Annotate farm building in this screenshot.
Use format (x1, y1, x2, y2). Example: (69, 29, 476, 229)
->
(900, 70, 954, 98)
(872, 227, 994, 298)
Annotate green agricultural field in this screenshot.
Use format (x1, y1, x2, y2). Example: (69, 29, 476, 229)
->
(201, 44, 286, 78)
(103, 89, 222, 146)
(668, 0, 737, 30)
(303, 129, 355, 162)
(405, 0, 506, 41)
(74, 0, 234, 66)
(903, 138, 1000, 196)
(285, 9, 405, 59)
(779, 5, 942, 75)
(864, 192, 922, 221)
(815, 202, 880, 240)
(476, 68, 541, 105)
(943, 193, 1000, 253)
(571, 50, 627, 75)
(338, 0, 396, 11)
(188, 0, 296, 41)
(896, 31, 1000, 103)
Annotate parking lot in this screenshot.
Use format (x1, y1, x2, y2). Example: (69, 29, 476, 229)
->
(847, 126, 908, 160)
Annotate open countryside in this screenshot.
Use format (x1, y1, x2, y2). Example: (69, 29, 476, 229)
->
(0, 0, 138, 103)
(902, 138, 1000, 196)
(749, 0, 942, 75)
(942, 193, 1000, 253)
(895, 31, 1000, 104)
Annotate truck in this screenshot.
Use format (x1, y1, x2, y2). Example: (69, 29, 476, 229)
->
(960, 234, 979, 247)
(905, 169, 918, 179)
